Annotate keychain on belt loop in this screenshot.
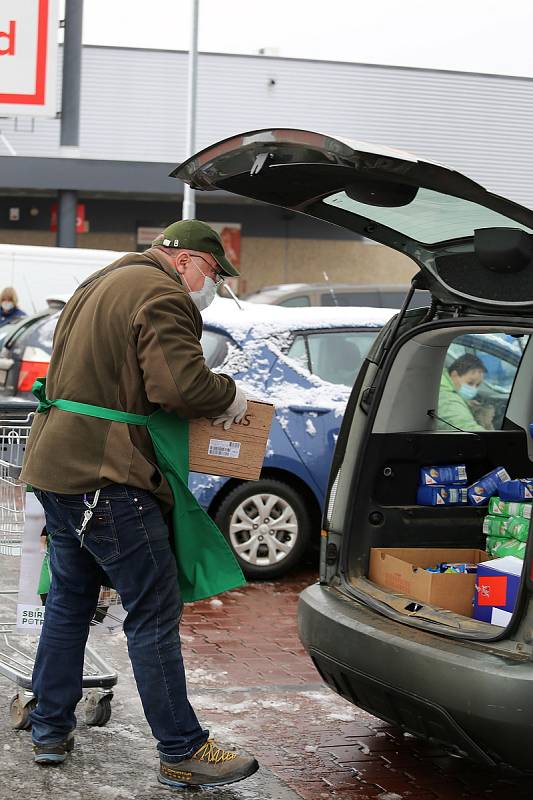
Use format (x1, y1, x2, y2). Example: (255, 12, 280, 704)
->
(75, 489, 101, 547)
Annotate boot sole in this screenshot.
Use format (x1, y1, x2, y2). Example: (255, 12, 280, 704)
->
(35, 753, 68, 765)
(158, 759, 259, 789)
(34, 736, 74, 765)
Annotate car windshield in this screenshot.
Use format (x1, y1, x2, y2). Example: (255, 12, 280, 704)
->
(23, 314, 58, 350)
(0, 320, 23, 348)
(1, 311, 51, 351)
(323, 187, 533, 245)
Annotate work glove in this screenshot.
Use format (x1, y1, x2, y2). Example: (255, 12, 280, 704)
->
(212, 386, 248, 430)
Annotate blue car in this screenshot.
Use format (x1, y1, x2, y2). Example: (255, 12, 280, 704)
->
(192, 300, 396, 578)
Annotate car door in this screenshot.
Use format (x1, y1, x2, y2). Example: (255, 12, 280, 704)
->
(269, 327, 380, 500)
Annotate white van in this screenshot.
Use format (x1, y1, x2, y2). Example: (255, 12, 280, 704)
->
(0, 244, 125, 315)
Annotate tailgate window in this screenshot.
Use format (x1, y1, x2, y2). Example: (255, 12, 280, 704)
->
(438, 333, 529, 431)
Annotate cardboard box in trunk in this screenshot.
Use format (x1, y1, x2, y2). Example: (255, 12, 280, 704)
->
(189, 400, 275, 480)
(369, 547, 490, 617)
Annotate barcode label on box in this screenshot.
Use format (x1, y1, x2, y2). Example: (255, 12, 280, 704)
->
(208, 439, 241, 459)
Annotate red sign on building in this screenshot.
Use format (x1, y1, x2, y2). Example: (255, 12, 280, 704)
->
(0, 0, 58, 117)
(50, 203, 87, 234)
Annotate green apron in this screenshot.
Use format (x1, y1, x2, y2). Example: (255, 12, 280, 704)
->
(32, 378, 246, 603)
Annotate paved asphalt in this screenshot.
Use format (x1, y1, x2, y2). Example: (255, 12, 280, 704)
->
(2, 555, 533, 799)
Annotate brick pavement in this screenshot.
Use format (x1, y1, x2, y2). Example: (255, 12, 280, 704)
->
(181, 568, 533, 800)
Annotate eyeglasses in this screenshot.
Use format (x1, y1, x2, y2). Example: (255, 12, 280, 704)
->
(190, 254, 224, 287)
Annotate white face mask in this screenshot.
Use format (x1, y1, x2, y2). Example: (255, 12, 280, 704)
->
(1, 301, 14, 313)
(179, 257, 221, 311)
(189, 275, 217, 311)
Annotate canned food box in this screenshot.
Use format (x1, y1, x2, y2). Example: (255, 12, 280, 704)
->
(419, 465, 467, 486)
(416, 485, 469, 506)
(488, 497, 532, 519)
(467, 467, 511, 506)
(499, 479, 533, 501)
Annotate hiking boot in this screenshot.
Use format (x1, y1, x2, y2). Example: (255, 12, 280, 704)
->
(158, 738, 259, 788)
(33, 731, 75, 765)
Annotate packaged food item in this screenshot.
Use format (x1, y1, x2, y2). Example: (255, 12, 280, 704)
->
(474, 556, 523, 626)
(419, 465, 468, 486)
(499, 479, 533, 501)
(486, 536, 527, 560)
(488, 497, 532, 519)
(483, 515, 530, 543)
(483, 515, 511, 539)
(467, 467, 511, 506)
(416, 485, 469, 506)
(426, 562, 477, 574)
(504, 515, 531, 543)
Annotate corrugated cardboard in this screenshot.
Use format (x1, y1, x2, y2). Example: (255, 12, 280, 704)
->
(369, 547, 490, 617)
(189, 400, 275, 480)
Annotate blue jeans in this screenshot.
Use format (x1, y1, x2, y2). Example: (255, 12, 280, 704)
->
(30, 485, 209, 761)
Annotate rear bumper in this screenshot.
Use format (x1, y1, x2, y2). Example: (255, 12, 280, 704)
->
(298, 582, 533, 769)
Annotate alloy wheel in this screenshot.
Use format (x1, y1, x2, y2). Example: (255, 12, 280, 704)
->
(228, 492, 298, 567)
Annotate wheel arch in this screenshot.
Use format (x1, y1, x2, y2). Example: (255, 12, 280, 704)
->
(207, 466, 323, 536)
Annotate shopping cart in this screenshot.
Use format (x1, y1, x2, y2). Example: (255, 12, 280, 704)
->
(0, 414, 118, 730)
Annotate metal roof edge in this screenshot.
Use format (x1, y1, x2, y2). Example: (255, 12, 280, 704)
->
(79, 43, 533, 84)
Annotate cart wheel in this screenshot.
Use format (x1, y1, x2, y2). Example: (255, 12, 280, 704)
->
(10, 694, 36, 730)
(85, 695, 112, 727)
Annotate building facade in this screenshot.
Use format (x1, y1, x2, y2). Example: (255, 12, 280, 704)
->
(1, 46, 532, 293)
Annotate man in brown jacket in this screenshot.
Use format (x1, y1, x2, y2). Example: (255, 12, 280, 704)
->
(21, 220, 259, 788)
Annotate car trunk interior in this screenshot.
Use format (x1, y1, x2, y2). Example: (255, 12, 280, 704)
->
(342, 321, 533, 638)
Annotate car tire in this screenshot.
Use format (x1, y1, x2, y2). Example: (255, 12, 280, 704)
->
(214, 479, 312, 580)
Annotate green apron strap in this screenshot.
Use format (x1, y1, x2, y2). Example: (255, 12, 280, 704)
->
(32, 378, 149, 426)
(31, 376, 246, 602)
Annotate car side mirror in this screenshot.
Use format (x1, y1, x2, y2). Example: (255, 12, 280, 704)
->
(474, 227, 533, 273)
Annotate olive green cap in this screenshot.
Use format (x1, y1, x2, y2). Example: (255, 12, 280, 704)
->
(160, 219, 239, 277)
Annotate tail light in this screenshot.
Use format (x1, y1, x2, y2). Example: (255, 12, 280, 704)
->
(17, 347, 51, 393)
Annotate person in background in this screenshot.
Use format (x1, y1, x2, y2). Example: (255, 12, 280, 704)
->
(0, 287, 26, 327)
(437, 353, 489, 431)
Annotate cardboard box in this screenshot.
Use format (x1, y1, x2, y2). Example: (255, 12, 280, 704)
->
(369, 548, 489, 617)
(473, 556, 523, 626)
(189, 400, 274, 480)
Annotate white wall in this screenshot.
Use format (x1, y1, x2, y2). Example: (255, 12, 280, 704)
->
(0, 245, 124, 314)
(2, 47, 533, 208)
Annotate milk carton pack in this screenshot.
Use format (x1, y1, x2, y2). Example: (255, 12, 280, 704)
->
(417, 485, 469, 506)
(467, 467, 511, 506)
(499, 479, 533, 501)
(419, 465, 467, 486)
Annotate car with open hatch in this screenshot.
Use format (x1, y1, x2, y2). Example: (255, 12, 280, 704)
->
(172, 128, 533, 771)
